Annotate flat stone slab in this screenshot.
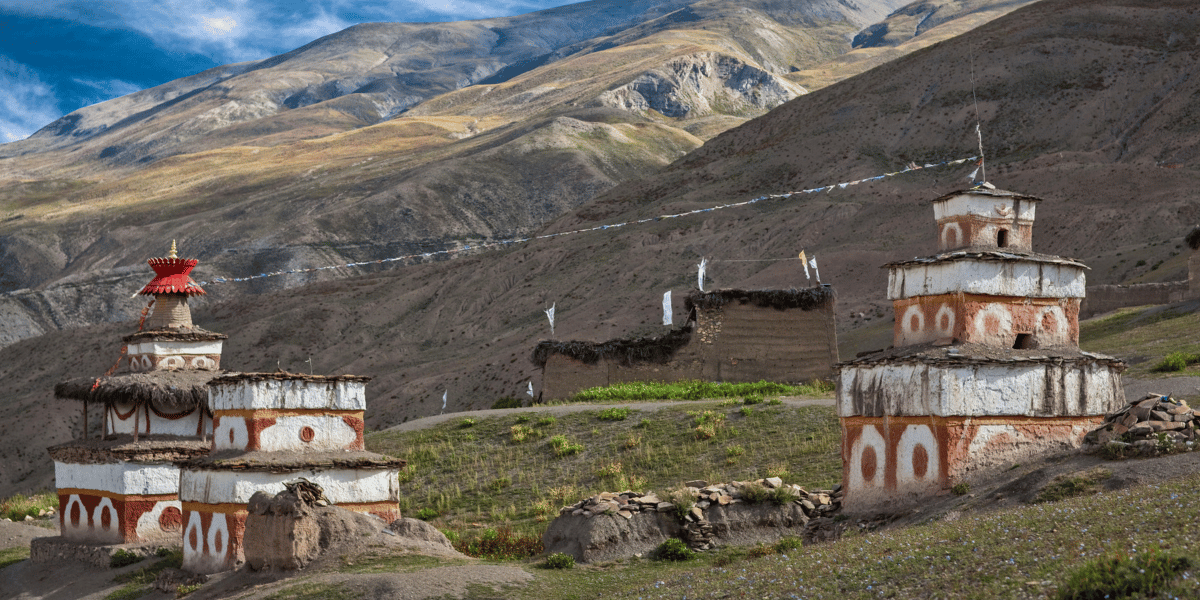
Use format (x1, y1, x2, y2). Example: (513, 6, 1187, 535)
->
(30, 536, 178, 568)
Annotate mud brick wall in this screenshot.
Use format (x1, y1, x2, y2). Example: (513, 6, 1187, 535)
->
(1080, 281, 1189, 318)
(541, 301, 838, 400)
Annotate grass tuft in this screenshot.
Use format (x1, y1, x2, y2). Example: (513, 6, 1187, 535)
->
(1056, 547, 1191, 600)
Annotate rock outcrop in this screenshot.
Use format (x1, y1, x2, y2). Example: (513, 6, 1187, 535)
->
(598, 53, 805, 119)
(243, 484, 460, 571)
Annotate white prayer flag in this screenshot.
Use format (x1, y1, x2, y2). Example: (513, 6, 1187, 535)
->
(545, 303, 556, 335)
(799, 250, 810, 280)
(968, 167, 979, 181)
(663, 291, 673, 326)
(441, 391, 447, 414)
(527, 381, 534, 397)
(697, 258, 708, 292)
(809, 256, 821, 283)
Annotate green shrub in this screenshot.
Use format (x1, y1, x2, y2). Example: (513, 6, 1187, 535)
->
(1153, 351, 1200, 372)
(458, 418, 477, 428)
(666, 488, 696, 521)
(110, 549, 144, 568)
(774, 536, 803, 553)
(536, 416, 557, 427)
(514, 414, 530, 423)
(766, 399, 783, 406)
(690, 410, 726, 439)
(597, 407, 631, 421)
(1056, 547, 1191, 600)
(491, 396, 523, 409)
(739, 406, 753, 417)
(549, 434, 583, 457)
(1037, 468, 1112, 503)
(951, 482, 970, 496)
(742, 394, 764, 405)
(510, 424, 535, 443)
(741, 483, 774, 504)
(414, 507, 439, 521)
(726, 445, 745, 458)
(653, 538, 694, 561)
(544, 552, 575, 569)
(771, 486, 799, 505)
(637, 418, 651, 428)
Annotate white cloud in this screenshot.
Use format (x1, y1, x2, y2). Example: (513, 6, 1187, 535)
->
(0, 56, 63, 142)
(71, 77, 143, 100)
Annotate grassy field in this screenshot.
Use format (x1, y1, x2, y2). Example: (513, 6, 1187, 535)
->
(508, 471, 1200, 599)
(365, 399, 842, 541)
(1080, 302, 1200, 380)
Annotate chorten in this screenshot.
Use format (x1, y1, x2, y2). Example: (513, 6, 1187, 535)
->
(835, 186, 1125, 513)
(46, 243, 223, 547)
(178, 373, 405, 574)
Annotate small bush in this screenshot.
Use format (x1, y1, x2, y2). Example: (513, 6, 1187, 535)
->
(514, 414, 530, 423)
(176, 583, 203, 596)
(766, 398, 783, 406)
(654, 538, 695, 561)
(951, 482, 970, 496)
(414, 507, 440, 521)
(510, 424, 535, 443)
(458, 418, 477, 428)
(549, 434, 583, 457)
(453, 526, 543, 560)
(110, 549, 144, 568)
(726, 445, 745, 458)
(691, 410, 726, 440)
(544, 552, 575, 569)
(739, 406, 753, 417)
(597, 407, 631, 421)
(622, 434, 642, 449)
(666, 488, 696, 521)
(742, 394, 764, 405)
(536, 416, 557, 427)
(637, 418, 651, 428)
(491, 396, 523, 410)
(1153, 351, 1193, 372)
(1056, 547, 1191, 600)
(771, 486, 800, 505)
(774, 536, 803, 553)
(741, 483, 774, 505)
(596, 461, 623, 478)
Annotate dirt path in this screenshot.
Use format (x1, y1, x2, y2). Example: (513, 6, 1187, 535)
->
(379, 396, 836, 433)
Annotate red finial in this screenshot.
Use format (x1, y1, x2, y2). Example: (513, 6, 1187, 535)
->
(138, 241, 206, 296)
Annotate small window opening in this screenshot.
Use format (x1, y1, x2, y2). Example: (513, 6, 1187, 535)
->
(1013, 333, 1035, 349)
(997, 229, 1009, 248)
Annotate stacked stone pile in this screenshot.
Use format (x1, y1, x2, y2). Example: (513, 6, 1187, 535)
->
(561, 478, 841, 521)
(1085, 393, 1197, 454)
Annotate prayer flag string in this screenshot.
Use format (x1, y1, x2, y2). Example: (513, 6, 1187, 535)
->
(196, 156, 977, 287)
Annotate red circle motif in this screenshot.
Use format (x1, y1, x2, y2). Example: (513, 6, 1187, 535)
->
(159, 507, 183, 532)
(300, 426, 316, 443)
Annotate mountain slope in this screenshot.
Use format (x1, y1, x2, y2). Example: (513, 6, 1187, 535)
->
(2, 0, 1199, 496)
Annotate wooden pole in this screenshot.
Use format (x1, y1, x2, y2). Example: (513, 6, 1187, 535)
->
(133, 403, 139, 443)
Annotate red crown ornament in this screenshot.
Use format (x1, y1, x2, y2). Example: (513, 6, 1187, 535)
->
(138, 241, 206, 296)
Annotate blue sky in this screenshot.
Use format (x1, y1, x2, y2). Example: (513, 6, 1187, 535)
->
(0, 0, 581, 143)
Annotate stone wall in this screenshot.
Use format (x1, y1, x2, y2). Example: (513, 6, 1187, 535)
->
(542, 479, 841, 563)
(1079, 281, 1190, 318)
(539, 288, 838, 400)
